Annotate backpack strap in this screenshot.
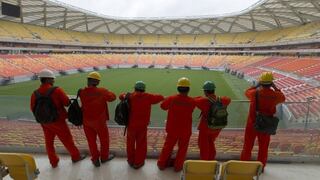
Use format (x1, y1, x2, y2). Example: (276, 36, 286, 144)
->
(123, 92, 131, 136)
(207, 96, 216, 104)
(45, 87, 58, 97)
(76, 88, 82, 99)
(33, 90, 41, 99)
(208, 96, 222, 105)
(33, 86, 57, 99)
(255, 89, 260, 112)
(124, 92, 131, 100)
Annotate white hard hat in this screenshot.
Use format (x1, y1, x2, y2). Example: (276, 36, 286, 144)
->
(38, 69, 55, 78)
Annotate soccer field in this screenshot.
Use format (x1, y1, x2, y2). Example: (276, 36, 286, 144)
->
(0, 68, 251, 127)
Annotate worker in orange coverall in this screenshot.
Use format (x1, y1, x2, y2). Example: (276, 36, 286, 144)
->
(240, 72, 285, 169)
(194, 81, 231, 160)
(30, 69, 85, 168)
(119, 81, 164, 169)
(157, 77, 197, 172)
(79, 71, 116, 167)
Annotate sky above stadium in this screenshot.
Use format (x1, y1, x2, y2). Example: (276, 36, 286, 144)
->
(57, 0, 260, 18)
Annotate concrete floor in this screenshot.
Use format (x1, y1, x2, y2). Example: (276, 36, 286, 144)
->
(3, 154, 320, 180)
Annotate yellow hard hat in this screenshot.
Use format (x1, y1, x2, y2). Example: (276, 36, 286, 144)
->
(177, 77, 190, 87)
(87, 71, 101, 81)
(259, 72, 274, 84)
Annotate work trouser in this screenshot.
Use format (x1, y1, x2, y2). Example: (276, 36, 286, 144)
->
(198, 129, 221, 160)
(126, 127, 147, 165)
(83, 123, 109, 161)
(42, 121, 81, 166)
(240, 124, 271, 167)
(157, 132, 191, 171)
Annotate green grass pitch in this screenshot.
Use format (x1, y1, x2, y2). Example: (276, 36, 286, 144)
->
(0, 68, 251, 127)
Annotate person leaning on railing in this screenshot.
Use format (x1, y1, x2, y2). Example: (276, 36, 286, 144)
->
(79, 71, 116, 167)
(30, 69, 86, 168)
(240, 72, 285, 171)
(194, 81, 231, 161)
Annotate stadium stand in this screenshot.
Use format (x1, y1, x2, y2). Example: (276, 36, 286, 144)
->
(194, 34, 213, 46)
(189, 55, 208, 67)
(23, 24, 58, 41)
(2, 55, 48, 73)
(1, 19, 320, 47)
(1, 1, 320, 179)
(137, 54, 154, 66)
(171, 55, 191, 67)
(158, 35, 176, 45)
(204, 56, 226, 68)
(123, 35, 140, 45)
(31, 55, 74, 71)
(125, 54, 138, 65)
(141, 35, 158, 45)
(214, 34, 236, 45)
(0, 21, 33, 40)
(0, 55, 31, 77)
(177, 35, 195, 45)
(154, 55, 172, 66)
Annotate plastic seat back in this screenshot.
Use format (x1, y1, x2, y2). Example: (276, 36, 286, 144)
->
(181, 160, 218, 180)
(0, 153, 39, 180)
(220, 160, 263, 180)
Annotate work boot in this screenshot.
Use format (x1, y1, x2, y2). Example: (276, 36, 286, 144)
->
(92, 159, 101, 167)
(133, 162, 145, 169)
(127, 160, 134, 167)
(72, 154, 86, 163)
(101, 154, 115, 164)
(50, 159, 59, 168)
(157, 162, 166, 171)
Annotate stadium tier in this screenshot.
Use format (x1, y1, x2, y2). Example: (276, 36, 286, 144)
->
(1, 54, 319, 124)
(1, 19, 320, 46)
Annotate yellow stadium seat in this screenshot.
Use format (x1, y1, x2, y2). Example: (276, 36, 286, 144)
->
(0, 153, 39, 180)
(220, 160, 263, 180)
(141, 35, 158, 45)
(181, 160, 218, 180)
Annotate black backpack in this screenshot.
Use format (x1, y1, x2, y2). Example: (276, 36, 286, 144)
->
(68, 89, 83, 126)
(254, 90, 279, 135)
(114, 93, 130, 126)
(207, 97, 228, 129)
(32, 87, 58, 124)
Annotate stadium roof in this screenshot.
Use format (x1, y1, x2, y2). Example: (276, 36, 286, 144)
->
(1, 0, 320, 34)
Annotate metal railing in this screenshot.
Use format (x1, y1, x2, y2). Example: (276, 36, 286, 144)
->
(0, 95, 319, 129)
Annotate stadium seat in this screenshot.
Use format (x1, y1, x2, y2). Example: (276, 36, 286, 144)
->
(214, 33, 236, 44)
(220, 160, 263, 180)
(0, 153, 39, 180)
(194, 35, 213, 45)
(106, 34, 123, 45)
(158, 35, 176, 45)
(123, 35, 140, 45)
(141, 35, 158, 45)
(181, 160, 218, 180)
(177, 35, 195, 45)
(171, 55, 191, 67)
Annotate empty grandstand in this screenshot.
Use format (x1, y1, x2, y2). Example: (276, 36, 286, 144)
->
(0, 0, 320, 179)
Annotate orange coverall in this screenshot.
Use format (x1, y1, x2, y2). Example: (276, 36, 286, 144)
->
(157, 94, 197, 171)
(119, 92, 164, 166)
(30, 83, 81, 166)
(79, 86, 116, 162)
(195, 95, 231, 160)
(240, 86, 285, 167)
